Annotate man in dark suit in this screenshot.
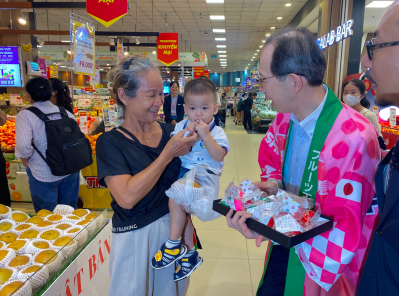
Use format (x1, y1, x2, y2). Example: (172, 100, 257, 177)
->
(163, 81, 185, 124)
(357, 1, 399, 295)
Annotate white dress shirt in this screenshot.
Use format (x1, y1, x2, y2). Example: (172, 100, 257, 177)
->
(283, 84, 328, 194)
(15, 101, 76, 182)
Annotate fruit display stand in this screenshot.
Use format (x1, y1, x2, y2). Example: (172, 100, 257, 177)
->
(251, 99, 276, 133)
(0, 207, 111, 296)
(4, 155, 31, 203)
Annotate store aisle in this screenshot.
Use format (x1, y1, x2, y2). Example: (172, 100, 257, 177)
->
(10, 116, 269, 296)
(187, 116, 268, 296)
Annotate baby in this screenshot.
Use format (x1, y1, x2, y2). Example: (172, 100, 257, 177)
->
(152, 79, 230, 281)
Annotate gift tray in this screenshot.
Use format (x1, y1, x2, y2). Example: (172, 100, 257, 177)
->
(213, 199, 333, 248)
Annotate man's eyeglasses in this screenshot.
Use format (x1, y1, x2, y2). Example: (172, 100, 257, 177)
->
(366, 38, 399, 60)
(256, 73, 303, 88)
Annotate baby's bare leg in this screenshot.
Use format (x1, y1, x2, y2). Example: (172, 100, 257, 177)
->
(169, 198, 187, 240)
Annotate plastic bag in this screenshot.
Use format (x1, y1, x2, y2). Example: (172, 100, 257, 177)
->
(166, 165, 221, 222)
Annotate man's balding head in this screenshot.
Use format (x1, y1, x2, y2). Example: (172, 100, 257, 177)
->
(361, 0, 399, 107)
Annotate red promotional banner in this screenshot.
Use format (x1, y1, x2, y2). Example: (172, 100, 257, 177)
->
(193, 67, 204, 79)
(157, 33, 179, 67)
(87, 0, 128, 27)
(203, 70, 209, 78)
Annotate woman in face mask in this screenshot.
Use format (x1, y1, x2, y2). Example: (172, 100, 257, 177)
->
(342, 79, 386, 149)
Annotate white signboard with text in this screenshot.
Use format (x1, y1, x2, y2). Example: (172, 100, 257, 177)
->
(390, 107, 397, 127)
(72, 20, 95, 75)
(42, 222, 112, 296)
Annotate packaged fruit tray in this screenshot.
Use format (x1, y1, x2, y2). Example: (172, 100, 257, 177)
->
(213, 200, 333, 248)
(0, 205, 107, 295)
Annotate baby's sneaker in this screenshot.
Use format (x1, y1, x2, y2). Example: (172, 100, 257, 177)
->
(152, 242, 187, 269)
(174, 250, 203, 281)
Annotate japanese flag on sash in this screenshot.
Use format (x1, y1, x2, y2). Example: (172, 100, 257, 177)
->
(335, 179, 362, 203)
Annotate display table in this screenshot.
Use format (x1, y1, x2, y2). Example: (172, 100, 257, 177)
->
(4, 154, 113, 209)
(39, 220, 112, 296)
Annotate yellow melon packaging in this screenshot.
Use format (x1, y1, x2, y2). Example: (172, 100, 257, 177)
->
(64, 226, 88, 247)
(6, 239, 29, 256)
(25, 239, 51, 256)
(0, 220, 16, 235)
(0, 266, 18, 286)
(0, 205, 11, 220)
(33, 248, 63, 274)
(38, 228, 63, 243)
(5, 254, 32, 271)
(0, 279, 32, 296)
(9, 211, 29, 225)
(12, 224, 34, 237)
(0, 249, 17, 268)
(18, 264, 49, 289)
(53, 205, 74, 216)
(52, 236, 76, 258)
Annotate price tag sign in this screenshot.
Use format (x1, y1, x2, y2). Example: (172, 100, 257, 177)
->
(373, 106, 379, 116)
(9, 95, 22, 105)
(389, 107, 397, 127)
(109, 106, 116, 127)
(93, 98, 102, 108)
(102, 107, 110, 126)
(79, 111, 88, 134)
(72, 21, 95, 75)
(78, 98, 91, 108)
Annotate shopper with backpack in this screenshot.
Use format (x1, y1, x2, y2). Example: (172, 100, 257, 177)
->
(15, 77, 92, 212)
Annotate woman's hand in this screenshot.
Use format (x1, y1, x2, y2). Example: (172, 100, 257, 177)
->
(226, 209, 268, 247)
(252, 180, 279, 196)
(187, 122, 197, 135)
(163, 129, 198, 160)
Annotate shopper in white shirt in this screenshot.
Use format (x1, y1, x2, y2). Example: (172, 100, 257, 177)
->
(15, 77, 79, 212)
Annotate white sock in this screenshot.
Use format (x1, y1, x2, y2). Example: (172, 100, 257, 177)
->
(165, 237, 181, 249)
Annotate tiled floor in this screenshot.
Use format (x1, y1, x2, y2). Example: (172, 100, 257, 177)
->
(11, 115, 269, 296)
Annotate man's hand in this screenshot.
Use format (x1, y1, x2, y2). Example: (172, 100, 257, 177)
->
(171, 120, 177, 125)
(252, 180, 279, 196)
(226, 209, 268, 247)
(195, 119, 210, 139)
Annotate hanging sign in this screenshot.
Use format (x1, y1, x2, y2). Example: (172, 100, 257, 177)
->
(317, 19, 354, 49)
(157, 33, 179, 66)
(86, 0, 128, 27)
(193, 67, 204, 79)
(79, 111, 89, 134)
(49, 65, 58, 78)
(72, 20, 95, 75)
(203, 70, 209, 78)
(78, 97, 91, 108)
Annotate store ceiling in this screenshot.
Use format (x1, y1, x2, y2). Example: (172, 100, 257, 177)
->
(34, 0, 307, 74)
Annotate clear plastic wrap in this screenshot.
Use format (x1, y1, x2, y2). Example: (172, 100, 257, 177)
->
(166, 165, 221, 222)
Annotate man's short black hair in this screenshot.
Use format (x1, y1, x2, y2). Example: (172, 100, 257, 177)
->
(265, 27, 326, 87)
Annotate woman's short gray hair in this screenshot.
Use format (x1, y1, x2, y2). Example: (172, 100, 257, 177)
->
(107, 56, 159, 112)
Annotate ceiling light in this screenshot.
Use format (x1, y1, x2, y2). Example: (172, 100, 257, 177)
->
(152, 50, 156, 54)
(366, 1, 393, 8)
(217, 45, 226, 48)
(259, 45, 263, 48)
(252, 57, 255, 58)
(218, 51, 226, 53)
(18, 15, 27, 25)
(285, 3, 292, 6)
(271, 27, 275, 30)
(135, 38, 140, 45)
(257, 50, 260, 52)
(215, 38, 226, 41)
(254, 54, 257, 55)
(61, 40, 70, 43)
(107, 63, 110, 66)
(60, 66, 67, 68)
(262, 40, 266, 43)
(219, 55, 227, 57)
(213, 29, 226, 33)
(37, 45, 42, 48)
(210, 15, 225, 20)
(67, 50, 71, 54)
(265, 33, 271, 37)
(207, 0, 224, 3)
(100, 69, 104, 71)
(277, 17, 282, 20)
(220, 59, 227, 61)
(124, 51, 129, 56)
(251, 59, 253, 61)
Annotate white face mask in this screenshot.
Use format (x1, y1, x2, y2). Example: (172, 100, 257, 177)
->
(343, 94, 361, 106)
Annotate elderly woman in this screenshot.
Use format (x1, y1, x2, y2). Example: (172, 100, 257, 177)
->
(96, 57, 197, 296)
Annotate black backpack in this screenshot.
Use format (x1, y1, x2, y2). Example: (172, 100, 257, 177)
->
(28, 106, 93, 176)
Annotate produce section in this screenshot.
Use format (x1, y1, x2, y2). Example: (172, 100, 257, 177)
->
(0, 205, 108, 295)
(252, 94, 276, 132)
